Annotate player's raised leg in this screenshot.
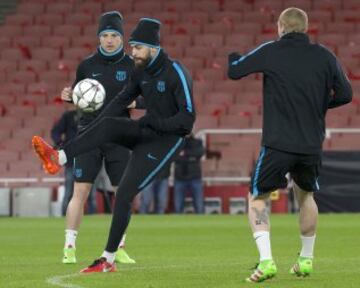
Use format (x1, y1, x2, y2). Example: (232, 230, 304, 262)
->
(32, 117, 140, 174)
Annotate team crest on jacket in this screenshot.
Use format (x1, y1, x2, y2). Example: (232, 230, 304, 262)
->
(157, 81, 165, 92)
(116, 70, 127, 81)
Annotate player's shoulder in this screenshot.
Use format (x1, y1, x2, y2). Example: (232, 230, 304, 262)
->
(77, 52, 97, 67)
(168, 57, 191, 79)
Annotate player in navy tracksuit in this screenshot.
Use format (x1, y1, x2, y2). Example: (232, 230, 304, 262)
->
(59, 11, 137, 265)
(228, 8, 352, 282)
(32, 18, 195, 273)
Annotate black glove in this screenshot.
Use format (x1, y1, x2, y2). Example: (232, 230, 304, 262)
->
(228, 52, 241, 64)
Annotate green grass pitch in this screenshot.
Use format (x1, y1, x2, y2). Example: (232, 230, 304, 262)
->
(0, 214, 359, 288)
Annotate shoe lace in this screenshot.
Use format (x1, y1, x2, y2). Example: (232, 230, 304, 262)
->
(89, 258, 106, 268)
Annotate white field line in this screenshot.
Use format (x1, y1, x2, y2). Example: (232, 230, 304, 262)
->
(46, 261, 244, 288)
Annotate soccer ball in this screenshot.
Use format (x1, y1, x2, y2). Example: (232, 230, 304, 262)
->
(72, 78, 106, 113)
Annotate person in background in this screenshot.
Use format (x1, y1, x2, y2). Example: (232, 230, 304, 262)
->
(174, 133, 205, 214)
(140, 164, 171, 214)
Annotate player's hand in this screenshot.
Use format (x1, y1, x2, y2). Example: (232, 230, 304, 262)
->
(139, 114, 161, 129)
(61, 87, 73, 102)
(127, 101, 136, 109)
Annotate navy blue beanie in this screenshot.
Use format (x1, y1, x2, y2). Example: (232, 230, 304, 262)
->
(129, 18, 161, 48)
(98, 11, 123, 37)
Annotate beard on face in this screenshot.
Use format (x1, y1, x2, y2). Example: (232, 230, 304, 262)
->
(134, 57, 152, 69)
(133, 50, 152, 69)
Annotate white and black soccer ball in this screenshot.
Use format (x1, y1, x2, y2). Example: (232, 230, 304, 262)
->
(72, 78, 106, 113)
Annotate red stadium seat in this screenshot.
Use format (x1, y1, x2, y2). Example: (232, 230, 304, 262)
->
(194, 115, 219, 130)
(0, 25, 23, 37)
(334, 11, 360, 23)
(36, 105, 66, 121)
(7, 105, 36, 118)
(196, 68, 225, 82)
(326, 113, 350, 128)
(337, 45, 360, 60)
(163, 1, 191, 13)
(63, 47, 91, 61)
(19, 94, 47, 106)
(172, 22, 202, 36)
(75, 2, 103, 15)
(330, 134, 360, 150)
(19, 60, 47, 74)
(165, 46, 184, 59)
(0, 36, 11, 47)
(49, 59, 79, 74)
(194, 80, 214, 95)
(104, 1, 133, 14)
(185, 46, 214, 58)
(223, 0, 254, 12)
(191, 0, 220, 12)
(0, 60, 18, 74)
(53, 25, 82, 37)
(72, 36, 98, 50)
(163, 35, 192, 47)
(308, 10, 333, 23)
(31, 48, 60, 61)
(213, 81, 242, 94)
(133, 1, 162, 13)
(313, 0, 342, 11)
(0, 150, 20, 161)
(46, 3, 74, 14)
(203, 22, 233, 34)
(8, 71, 37, 85)
(282, 0, 311, 11)
(23, 25, 51, 36)
(83, 24, 98, 37)
(206, 92, 234, 105)
(349, 115, 360, 127)
(156, 12, 181, 26)
(343, 0, 360, 10)
(233, 22, 263, 34)
(225, 34, 255, 46)
(42, 36, 71, 49)
(243, 11, 273, 24)
(17, 3, 45, 15)
(253, 0, 283, 13)
(209, 11, 243, 24)
(0, 83, 25, 97)
(228, 103, 261, 115)
(65, 13, 94, 26)
(181, 11, 209, 24)
(38, 70, 69, 83)
(181, 57, 204, 74)
(13, 36, 41, 49)
(219, 115, 251, 129)
(28, 82, 58, 96)
(35, 14, 64, 26)
(317, 33, 347, 47)
(327, 22, 356, 34)
(6, 14, 34, 26)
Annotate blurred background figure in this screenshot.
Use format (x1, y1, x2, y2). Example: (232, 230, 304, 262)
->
(51, 108, 97, 216)
(174, 133, 205, 214)
(139, 164, 170, 214)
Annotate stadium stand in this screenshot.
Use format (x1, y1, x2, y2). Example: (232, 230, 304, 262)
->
(0, 0, 359, 202)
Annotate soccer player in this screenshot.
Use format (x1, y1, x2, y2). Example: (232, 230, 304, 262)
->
(60, 11, 136, 265)
(228, 7, 352, 282)
(32, 18, 195, 273)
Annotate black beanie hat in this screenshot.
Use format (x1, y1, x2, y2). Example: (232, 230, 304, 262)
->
(129, 18, 161, 48)
(97, 11, 123, 37)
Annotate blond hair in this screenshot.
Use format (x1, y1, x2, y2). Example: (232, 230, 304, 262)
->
(278, 7, 308, 34)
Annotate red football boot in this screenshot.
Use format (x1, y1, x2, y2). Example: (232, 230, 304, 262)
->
(80, 258, 117, 273)
(32, 136, 61, 175)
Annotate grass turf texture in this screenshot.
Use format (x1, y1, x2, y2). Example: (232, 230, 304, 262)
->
(0, 214, 359, 288)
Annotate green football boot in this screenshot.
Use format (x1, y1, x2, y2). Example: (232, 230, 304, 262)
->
(115, 248, 136, 264)
(246, 259, 277, 283)
(290, 256, 313, 277)
(62, 247, 76, 264)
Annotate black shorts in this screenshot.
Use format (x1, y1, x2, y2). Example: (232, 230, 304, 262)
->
(73, 143, 130, 186)
(250, 146, 321, 197)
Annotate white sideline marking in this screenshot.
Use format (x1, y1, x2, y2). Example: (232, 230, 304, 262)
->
(46, 261, 244, 288)
(46, 273, 84, 288)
